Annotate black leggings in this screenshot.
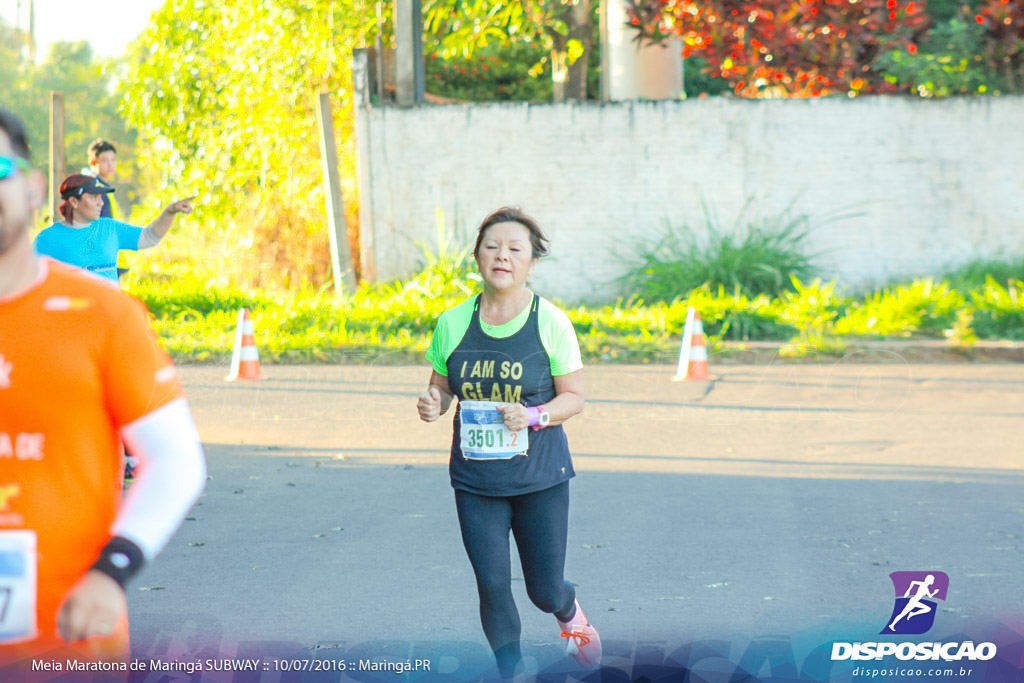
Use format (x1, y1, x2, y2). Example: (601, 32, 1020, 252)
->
(454, 482, 577, 677)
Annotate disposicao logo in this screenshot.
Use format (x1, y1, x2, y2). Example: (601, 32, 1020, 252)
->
(882, 571, 948, 635)
(831, 571, 998, 662)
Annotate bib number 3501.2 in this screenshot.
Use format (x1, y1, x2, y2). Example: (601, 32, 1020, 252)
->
(459, 400, 528, 460)
(0, 530, 37, 644)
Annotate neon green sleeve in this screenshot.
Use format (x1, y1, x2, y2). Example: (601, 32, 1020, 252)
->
(538, 298, 583, 376)
(426, 295, 580, 376)
(425, 296, 478, 376)
(425, 319, 449, 375)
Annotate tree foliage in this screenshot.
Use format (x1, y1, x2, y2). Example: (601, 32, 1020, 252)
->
(0, 20, 24, 108)
(121, 0, 379, 288)
(423, 0, 595, 101)
(427, 44, 555, 101)
(925, 0, 982, 24)
(0, 17, 139, 219)
(425, 31, 602, 102)
(878, 0, 1023, 95)
(879, 16, 1000, 95)
(119, 0, 609, 288)
(625, 0, 929, 97)
(975, 0, 1024, 92)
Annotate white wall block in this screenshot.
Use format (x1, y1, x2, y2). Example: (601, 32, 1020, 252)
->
(361, 97, 1024, 303)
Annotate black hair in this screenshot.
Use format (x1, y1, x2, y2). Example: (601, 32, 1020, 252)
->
(473, 206, 551, 260)
(88, 138, 116, 163)
(0, 108, 32, 161)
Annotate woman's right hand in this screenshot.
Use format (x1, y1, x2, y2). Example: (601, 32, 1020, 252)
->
(417, 386, 443, 422)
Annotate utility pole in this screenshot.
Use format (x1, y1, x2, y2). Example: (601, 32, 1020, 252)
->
(352, 49, 376, 282)
(394, 0, 424, 106)
(375, 0, 385, 100)
(49, 92, 65, 222)
(28, 0, 36, 62)
(315, 92, 357, 294)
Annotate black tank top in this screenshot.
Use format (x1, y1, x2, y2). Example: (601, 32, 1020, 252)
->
(445, 294, 575, 496)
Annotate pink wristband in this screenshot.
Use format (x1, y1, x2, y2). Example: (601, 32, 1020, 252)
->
(526, 406, 540, 427)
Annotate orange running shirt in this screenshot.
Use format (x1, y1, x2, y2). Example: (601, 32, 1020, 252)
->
(0, 259, 183, 660)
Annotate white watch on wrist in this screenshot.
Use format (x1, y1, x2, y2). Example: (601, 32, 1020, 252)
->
(536, 407, 550, 428)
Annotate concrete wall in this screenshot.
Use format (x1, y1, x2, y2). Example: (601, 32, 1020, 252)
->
(357, 97, 1024, 303)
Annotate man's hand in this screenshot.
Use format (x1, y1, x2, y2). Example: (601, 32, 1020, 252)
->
(56, 570, 127, 643)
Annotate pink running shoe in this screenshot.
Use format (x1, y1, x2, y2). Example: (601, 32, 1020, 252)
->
(557, 599, 602, 669)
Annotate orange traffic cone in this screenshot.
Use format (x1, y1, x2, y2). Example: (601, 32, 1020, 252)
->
(226, 308, 265, 381)
(673, 307, 712, 381)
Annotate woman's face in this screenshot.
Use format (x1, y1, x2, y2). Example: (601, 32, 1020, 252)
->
(475, 221, 537, 293)
(71, 192, 103, 223)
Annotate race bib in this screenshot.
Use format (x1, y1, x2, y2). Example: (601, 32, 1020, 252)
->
(459, 400, 528, 460)
(0, 530, 37, 644)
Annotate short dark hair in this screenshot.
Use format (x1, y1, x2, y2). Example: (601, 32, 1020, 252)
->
(473, 206, 551, 260)
(88, 138, 116, 163)
(0, 108, 32, 161)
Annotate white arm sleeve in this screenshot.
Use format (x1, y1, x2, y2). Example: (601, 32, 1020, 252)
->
(114, 398, 207, 560)
(137, 226, 163, 249)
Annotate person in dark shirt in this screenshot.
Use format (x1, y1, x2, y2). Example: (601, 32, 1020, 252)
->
(84, 139, 118, 219)
(417, 207, 602, 678)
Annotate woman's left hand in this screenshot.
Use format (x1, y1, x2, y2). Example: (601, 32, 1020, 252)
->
(166, 196, 198, 214)
(497, 403, 529, 431)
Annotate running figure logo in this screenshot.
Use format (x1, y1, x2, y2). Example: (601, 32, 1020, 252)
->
(881, 571, 949, 635)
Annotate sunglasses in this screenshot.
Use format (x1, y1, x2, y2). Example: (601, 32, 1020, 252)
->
(0, 155, 31, 181)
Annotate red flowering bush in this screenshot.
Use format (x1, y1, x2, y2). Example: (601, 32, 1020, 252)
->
(975, 0, 1024, 91)
(626, 0, 930, 97)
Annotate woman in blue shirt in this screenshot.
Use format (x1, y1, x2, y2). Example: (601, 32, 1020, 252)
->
(34, 173, 194, 286)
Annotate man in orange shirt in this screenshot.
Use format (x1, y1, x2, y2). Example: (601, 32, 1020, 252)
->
(0, 109, 206, 670)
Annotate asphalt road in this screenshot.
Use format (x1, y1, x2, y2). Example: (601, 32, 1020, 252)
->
(121, 361, 1024, 681)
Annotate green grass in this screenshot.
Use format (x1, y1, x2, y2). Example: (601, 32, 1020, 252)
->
(969, 278, 1024, 340)
(942, 258, 1024, 291)
(834, 280, 966, 338)
(617, 202, 821, 301)
(124, 248, 1024, 363)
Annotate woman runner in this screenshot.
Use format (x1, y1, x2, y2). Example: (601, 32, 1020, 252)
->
(416, 207, 601, 678)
